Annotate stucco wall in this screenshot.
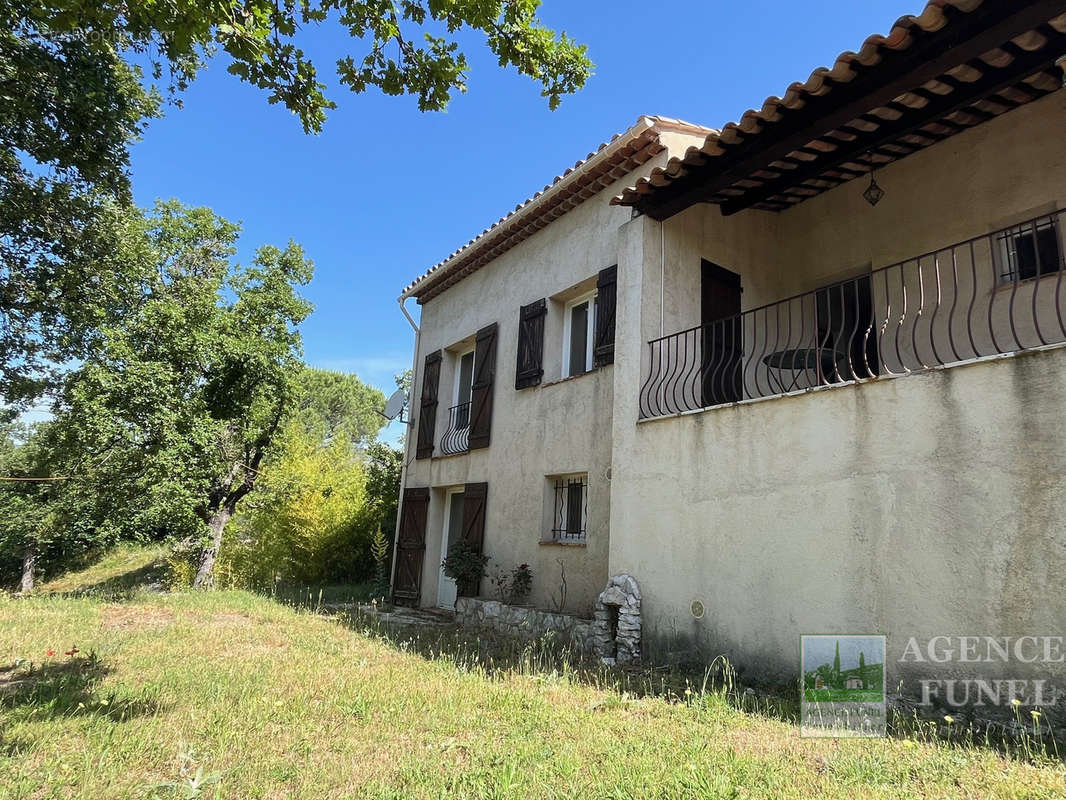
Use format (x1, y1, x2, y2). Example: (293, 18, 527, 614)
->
(655, 90, 1066, 342)
(609, 91, 1066, 686)
(399, 132, 705, 615)
(609, 345, 1066, 686)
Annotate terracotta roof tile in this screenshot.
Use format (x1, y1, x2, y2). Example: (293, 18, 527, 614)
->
(401, 116, 713, 303)
(612, 0, 1066, 213)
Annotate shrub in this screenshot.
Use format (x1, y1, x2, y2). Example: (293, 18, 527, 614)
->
(489, 561, 534, 605)
(441, 541, 488, 597)
(217, 418, 368, 590)
(508, 563, 533, 604)
(368, 527, 391, 602)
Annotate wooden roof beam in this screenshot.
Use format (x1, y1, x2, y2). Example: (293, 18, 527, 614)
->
(638, 0, 1066, 220)
(719, 28, 1066, 216)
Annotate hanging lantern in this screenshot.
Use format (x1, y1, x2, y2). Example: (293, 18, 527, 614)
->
(863, 172, 885, 207)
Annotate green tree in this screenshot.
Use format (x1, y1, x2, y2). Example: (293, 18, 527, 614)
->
(222, 430, 401, 589)
(296, 368, 384, 448)
(0, 420, 112, 591)
(0, 4, 161, 404)
(859, 651, 866, 688)
(395, 368, 412, 400)
(218, 369, 397, 588)
(53, 201, 313, 588)
(219, 416, 368, 588)
(362, 442, 402, 540)
(1, 1, 589, 407)
(0, 423, 55, 591)
(833, 640, 841, 683)
(14, 1, 591, 133)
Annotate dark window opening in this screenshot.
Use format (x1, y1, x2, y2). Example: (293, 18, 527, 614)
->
(996, 218, 1062, 284)
(815, 275, 879, 381)
(551, 476, 588, 542)
(701, 261, 743, 406)
(455, 350, 474, 428)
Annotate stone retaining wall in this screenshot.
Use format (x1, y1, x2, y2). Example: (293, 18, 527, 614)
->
(455, 598, 596, 652)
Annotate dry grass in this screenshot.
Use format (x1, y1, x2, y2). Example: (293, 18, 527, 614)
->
(37, 543, 171, 597)
(0, 553, 1063, 798)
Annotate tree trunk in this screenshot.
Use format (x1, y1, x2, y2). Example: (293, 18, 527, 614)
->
(19, 542, 37, 594)
(193, 505, 234, 589)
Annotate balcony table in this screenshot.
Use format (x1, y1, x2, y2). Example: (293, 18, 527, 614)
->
(762, 348, 845, 392)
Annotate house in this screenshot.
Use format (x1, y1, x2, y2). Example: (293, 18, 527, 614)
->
(393, 0, 1066, 684)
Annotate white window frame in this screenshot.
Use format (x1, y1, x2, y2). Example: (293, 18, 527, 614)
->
(438, 488, 464, 609)
(452, 346, 476, 407)
(562, 290, 598, 378)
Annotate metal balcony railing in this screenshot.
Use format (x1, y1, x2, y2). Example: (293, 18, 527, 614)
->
(440, 401, 471, 455)
(640, 211, 1066, 419)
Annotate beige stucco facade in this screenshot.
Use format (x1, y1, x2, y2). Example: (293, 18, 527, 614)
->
(398, 128, 713, 615)
(398, 91, 1066, 687)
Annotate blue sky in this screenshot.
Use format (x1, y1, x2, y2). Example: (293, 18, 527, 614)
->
(128, 0, 920, 405)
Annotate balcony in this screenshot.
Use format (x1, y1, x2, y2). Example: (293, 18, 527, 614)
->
(640, 211, 1066, 419)
(440, 401, 471, 455)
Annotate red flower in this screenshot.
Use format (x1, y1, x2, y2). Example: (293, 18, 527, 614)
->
(45, 650, 55, 657)
(64, 647, 79, 656)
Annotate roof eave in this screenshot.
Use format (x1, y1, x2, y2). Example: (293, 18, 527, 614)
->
(401, 116, 713, 303)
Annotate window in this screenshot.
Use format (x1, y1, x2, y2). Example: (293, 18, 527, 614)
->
(453, 349, 474, 429)
(441, 348, 475, 455)
(995, 217, 1063, 285)
(563, 291, 597, 377)
(440, 323, 498, 456)
(550, 474, 588, 542)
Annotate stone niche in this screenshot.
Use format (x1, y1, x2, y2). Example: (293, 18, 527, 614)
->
(592, 574, 641, 665)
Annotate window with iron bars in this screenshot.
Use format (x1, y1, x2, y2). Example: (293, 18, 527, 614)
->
(994, 216, 1063, 285)
(550, 475, 588, 542)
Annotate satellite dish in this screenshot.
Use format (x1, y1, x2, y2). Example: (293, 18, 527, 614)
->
(381, 389, 407, 422)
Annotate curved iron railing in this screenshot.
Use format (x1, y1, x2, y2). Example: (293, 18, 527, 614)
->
(640, 211, 1066, 419)
(440, 401, 471, 455)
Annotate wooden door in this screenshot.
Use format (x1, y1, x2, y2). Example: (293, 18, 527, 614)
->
(393, 487, 429, 606)
(458, 482, 488, 597)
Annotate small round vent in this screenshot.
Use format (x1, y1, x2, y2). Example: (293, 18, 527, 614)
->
(690, 599, 705, 620)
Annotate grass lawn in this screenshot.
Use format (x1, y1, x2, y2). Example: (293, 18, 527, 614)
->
(1, 553, 1064, 798)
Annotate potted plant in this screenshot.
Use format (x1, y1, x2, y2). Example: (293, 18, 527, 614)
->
(441, 540, 489, 597)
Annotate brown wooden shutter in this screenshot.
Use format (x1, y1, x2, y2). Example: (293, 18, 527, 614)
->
(468, 323, 497, 450)
(515, 299, 546, 390)
(392, 487, 429, 605)
(415, 350, 441, 460)
(459, 482, 488, 596)
(594, 265, 617, 367)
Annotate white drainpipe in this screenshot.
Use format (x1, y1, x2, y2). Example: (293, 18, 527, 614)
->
(390, 294, 421, 599)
